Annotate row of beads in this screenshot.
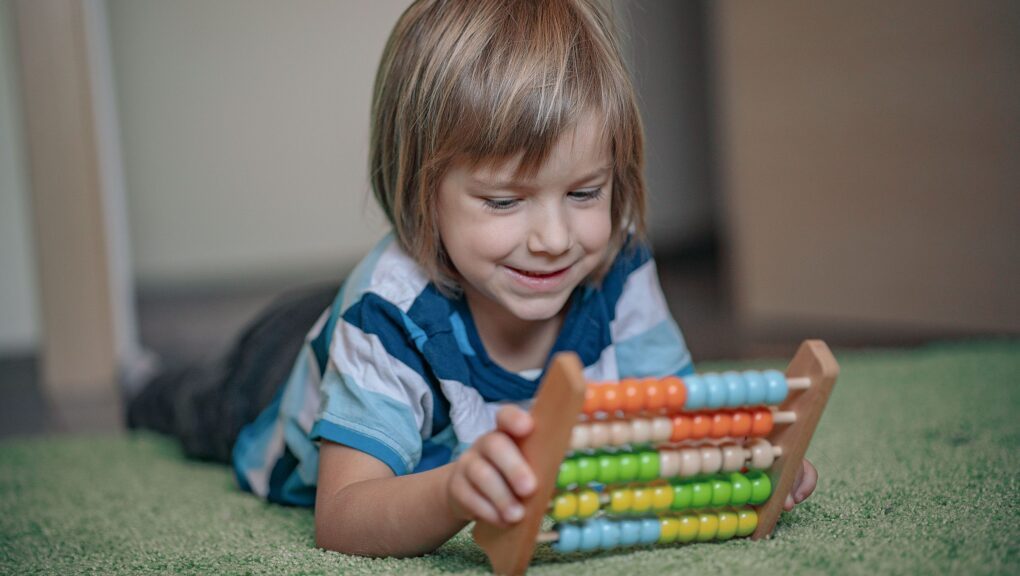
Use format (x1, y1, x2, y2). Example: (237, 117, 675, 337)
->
(569, 408, 778, 451)
(550, 507, 759, 553)
(557, 439, 780, 488)
(582, 370, 789, 417)
(550, 471, 773, 520)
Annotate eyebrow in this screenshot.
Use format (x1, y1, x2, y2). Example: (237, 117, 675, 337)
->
(470, 165, 612, 191)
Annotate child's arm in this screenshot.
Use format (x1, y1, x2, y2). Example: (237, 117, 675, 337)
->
(315, 406, 536, 557)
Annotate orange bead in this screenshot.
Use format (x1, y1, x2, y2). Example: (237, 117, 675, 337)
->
(730, 410, 752, 436)
(710, 412, 732, 439)
(645, 379, 667, 413)
(600, 383, 622, 414)
(663, 376, 686, 412)
(583, 384, 600, 415)
(622, 378, 645, 414)
(690, 413, 712, 439)
(671, 414, 692, 442)
(751, 408, 774, 436)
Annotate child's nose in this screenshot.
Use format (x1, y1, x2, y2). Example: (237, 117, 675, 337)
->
(527, 205, 572, 256)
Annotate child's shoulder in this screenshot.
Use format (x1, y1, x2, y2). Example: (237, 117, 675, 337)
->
(340, 233, 433, 314)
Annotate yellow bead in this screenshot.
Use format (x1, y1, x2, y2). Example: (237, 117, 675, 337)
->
(696, 512, 719, 542)
(736, 508, 758, 537)
(676, 514, 699, 543)
(577, 490, 600, 518)
(716, 510, 738, 540)
(659, 518, 680, 544)
(610, 488, 633, 514)
(552, 492, 578, 520)
(651, 485, 673, 512)
(631, 487, 653, 514)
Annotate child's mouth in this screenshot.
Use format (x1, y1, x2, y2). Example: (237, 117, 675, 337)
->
(511, 267, 569, 279)
(505, 265, 572, 291)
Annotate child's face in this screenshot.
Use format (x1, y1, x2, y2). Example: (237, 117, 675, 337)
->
(438, 115, 613, 324)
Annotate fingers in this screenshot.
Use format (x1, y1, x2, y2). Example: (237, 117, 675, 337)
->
(785, 459, 819, 511)
(496, 404, 534, 439)
(449, 428, 537, 526)
(448, 460, 504, 526)
(794, 459, 818, 503)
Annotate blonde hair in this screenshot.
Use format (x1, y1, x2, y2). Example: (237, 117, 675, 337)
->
(370, 0, 646, 293)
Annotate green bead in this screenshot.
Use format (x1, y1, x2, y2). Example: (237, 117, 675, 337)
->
(576, 456, 598, 485)
(728, 472, 751, 506)
(598, 454, 620, 485)
(638, 451, 660, 482)
(618, 452, 639, 482)
(671, 481, 694, 510)
(710, 476, 732, 507)
(690, 480, 712, 508)
(747, 470, 773, 505)
(557, 460, 578, 488)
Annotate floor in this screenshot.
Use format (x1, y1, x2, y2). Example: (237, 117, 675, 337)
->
(0, 248, 944, 439)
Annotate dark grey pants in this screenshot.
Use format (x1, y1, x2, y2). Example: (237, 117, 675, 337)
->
(127, 283, 340, 463)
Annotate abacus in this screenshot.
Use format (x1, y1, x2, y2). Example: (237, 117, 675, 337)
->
(473, 340, 839, 575)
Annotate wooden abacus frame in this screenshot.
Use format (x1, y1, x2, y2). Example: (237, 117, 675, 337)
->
(473, 340, 839, 575)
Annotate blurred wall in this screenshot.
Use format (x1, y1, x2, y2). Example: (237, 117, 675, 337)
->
(0, 0, 39, 353)
(616, 1, 714, 249)
(110, 0, 710, 290)
(713, 0, 1020, 334)
(108, 0, 404, 289)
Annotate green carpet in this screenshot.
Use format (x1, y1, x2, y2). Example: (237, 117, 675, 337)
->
(2, 340, 1018, 575)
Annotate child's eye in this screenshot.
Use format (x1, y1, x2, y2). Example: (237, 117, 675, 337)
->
(568, 187, 604, 202)
(483, 197, 520, 211)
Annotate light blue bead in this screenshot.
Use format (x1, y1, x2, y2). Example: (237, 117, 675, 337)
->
(620, 520, 643, 547)
(743, 371, 767, 405)
(598, 518, 621, 550)
(683, 375, 705, 410)
(723, 371, 747, 407)
(704, 373, 726, 408)
(639, 518, 661, 545)
(553, 523, 580, 553)
(763, 369, 788, 405)
(580, 520, 601, 551)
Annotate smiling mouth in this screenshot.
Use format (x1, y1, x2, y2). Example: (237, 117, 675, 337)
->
(508, 266, 570, 278)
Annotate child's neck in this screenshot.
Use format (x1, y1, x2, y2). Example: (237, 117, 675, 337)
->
(464, 293, 566, 374)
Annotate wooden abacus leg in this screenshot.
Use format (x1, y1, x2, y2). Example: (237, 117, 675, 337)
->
(751, 340, 839, 539)
(473, 353, 588, 576)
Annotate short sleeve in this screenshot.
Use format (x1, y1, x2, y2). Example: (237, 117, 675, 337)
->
(309, 293, 435, 476)
(606, 242, 695, 378)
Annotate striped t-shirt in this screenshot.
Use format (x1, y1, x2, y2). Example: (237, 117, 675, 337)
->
(232, 233, 694, 506)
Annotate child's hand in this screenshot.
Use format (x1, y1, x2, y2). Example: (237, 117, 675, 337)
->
(447, 405, 537, 527)
(784, 458, 818, 511)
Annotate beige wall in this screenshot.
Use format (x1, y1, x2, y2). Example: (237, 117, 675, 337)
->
(0, 0, 38, 353)
(713, 0, 1020, 334)
(108, 0, 405, 288)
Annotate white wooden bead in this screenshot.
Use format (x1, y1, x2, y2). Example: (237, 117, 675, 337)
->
(610, 421, 631, 446)
(679, 448, 701, 477)
(631, 419, 652, 444)
(699, 446, 723, 474)
(589, 422, 610, 448)
(660, 450, 681, 478)
(721, 443, 744, 471)
(570, 424, 590, 451)
(651, 417, 673, 443)
(749, 438, 776, 469)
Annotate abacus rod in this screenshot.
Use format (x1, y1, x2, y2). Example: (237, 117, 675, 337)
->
(787, 376, 811, 390)
(536, 531, 559, 544)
